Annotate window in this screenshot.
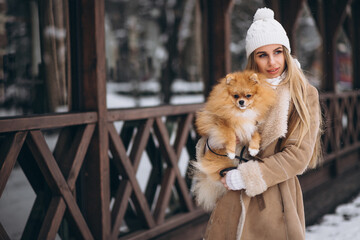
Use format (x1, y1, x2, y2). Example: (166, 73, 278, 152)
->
(105, 0, 204, 109)
(295, 3, 323, 89)
(0, 0, 71, 117)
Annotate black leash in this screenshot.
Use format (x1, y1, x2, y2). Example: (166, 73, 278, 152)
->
(205, 139, 262, 177)
(206, 139, 250, 162)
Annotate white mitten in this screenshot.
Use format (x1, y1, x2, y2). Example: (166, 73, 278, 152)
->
(225, 169, 245, 190)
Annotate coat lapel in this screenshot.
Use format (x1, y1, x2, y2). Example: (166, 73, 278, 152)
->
(258, 82, 291, 150)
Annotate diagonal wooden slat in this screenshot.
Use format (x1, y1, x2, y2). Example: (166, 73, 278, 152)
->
(344, 98, 352, 146)
(174, 114, 195, 155)
(0, 222, 10, 240)
(22, 191, 52, 239)
(63, 124, 96, 186)
(26, 130, 94, 240)
(39, 196, 65, 239)
(0, 131, 27, 197)
(356, 96, 360, 138)
(129, 119, 154, 170)
(153, 114, 194, 223)
(37, 124, 95, 239)
(345, 97, 354, 143)
(110, 119, 153, 238)
(144, 132, 163, 207)
(153, 117, 191, 197)
(349, 96, 356, 142)
(152, 117, 194, 224)
(338, 98, 346, 147)
(153, 168, 176, 224)
(120, 121, 136, 150)
(111, 179, 133, 238)
(108, 123, 155, 231)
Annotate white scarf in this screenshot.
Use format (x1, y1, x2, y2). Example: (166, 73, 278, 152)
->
(266, 57, 301, 88)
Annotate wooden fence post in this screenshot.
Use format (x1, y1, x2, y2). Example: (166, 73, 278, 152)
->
(201, 0, 234, 97)
(79, 0, 110, 239)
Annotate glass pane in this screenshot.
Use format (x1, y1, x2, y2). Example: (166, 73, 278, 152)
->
(335, 28, 353, 91)
(105, 0, 204, 109)
(0, 0, 70, 117)
(295, 4, 323, 89)
(230, 0, 265, 71)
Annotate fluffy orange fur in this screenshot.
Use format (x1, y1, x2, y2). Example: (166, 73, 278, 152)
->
(195, 70, 276, 180)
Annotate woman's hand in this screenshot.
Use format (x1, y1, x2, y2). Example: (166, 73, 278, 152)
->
(221, 169, 245, 191)
(221, 176, 231, 190)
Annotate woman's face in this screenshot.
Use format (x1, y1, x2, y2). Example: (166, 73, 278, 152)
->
(254, 44, 286, 78)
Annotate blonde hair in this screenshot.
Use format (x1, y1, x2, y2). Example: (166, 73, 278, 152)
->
(246, 47, 323, 168)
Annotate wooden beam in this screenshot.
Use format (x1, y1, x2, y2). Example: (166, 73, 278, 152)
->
(331, 0, 353, 37)
(79, 0, 110, 239)
(280, 0, 305, 54)
(201, 0, 234, 97)
(352, 0, 360, 89)
(0, 112, 97, 133)
(322, 0, 352, 91)
(265, 0, 281, 18)
(307, 0, 324, 33)
(0, 132, 27, 197)
(108, 103, 203, 121)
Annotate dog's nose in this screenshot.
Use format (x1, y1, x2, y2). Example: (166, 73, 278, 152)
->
(239, 100, 245, 105)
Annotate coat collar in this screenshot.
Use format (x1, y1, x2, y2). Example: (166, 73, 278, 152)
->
(258, 81, 291, 150)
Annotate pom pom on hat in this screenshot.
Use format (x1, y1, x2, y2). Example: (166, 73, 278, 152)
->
(253, 7, 274, 21)
(245, 8, 291, 58)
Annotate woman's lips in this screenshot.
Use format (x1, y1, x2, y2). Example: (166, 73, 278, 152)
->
(267, 67, 279, 75)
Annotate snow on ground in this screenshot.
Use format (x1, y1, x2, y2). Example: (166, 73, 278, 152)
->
(306, 193, 360, 239)
(0, 168, 36, 239)
(106, 80, 204, 109)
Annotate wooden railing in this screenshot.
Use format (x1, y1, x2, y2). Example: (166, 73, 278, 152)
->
(0, 104, 205, 240)
(0, 112, 98, 239)
(1, 92, 360, 239)
(299, 91, 360, 194)
(106, 104, 204, 239)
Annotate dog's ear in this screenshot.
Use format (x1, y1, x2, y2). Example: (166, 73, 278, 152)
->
(226, 75, 234, 85)
(250, 73, 259, 84)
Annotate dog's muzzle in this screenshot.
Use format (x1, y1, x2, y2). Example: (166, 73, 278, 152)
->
(239, 100, 246, 109)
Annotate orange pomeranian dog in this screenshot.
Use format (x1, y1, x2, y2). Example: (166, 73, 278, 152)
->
(195, 70, 276, 181)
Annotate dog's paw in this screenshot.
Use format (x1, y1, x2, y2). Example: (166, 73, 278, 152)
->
(248, 148, 259, 156)
(227, 152, 236, 159)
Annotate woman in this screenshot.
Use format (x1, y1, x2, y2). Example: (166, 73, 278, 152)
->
(194, 7, 322, 240)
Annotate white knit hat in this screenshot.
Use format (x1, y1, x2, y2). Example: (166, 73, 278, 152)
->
(245, 8, 291, 58)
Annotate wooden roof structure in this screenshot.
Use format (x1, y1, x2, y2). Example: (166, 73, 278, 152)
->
(1, 0, 360, 239)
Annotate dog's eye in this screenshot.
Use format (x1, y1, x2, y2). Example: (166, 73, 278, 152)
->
(246, 94, 252, 98)
(234, 94, 239, 99)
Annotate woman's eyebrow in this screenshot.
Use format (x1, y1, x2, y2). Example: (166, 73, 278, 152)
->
(255, 51, 267, 55)
(273, 47, 282, 52)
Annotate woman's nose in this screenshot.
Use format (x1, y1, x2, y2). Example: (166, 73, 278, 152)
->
(268, 55, 275, 65)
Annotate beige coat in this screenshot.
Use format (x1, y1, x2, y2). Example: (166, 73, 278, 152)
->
(193, 82, 321, 240)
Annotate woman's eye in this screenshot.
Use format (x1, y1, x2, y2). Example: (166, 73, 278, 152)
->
(234, 94, 239, 99)
(246, 94, 252, 98)
(275, 50, 283, 55)
(259, 54, 266, 58)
